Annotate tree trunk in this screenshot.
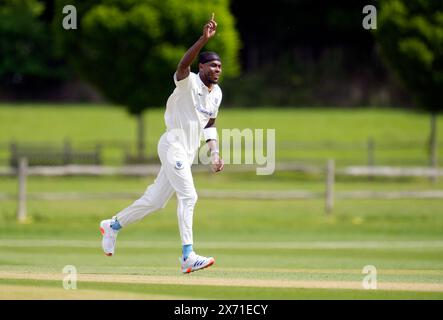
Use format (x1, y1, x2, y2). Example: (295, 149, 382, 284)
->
(429, 112, 438, 183)
(137, 112, 146, 160)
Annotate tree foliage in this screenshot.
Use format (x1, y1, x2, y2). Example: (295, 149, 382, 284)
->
(54, 0, 240, 114)
(376, 0, 443, 113)
(0, 0, 66, 88)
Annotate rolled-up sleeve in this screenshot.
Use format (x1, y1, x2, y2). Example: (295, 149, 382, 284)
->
(173, 72, 193, 90)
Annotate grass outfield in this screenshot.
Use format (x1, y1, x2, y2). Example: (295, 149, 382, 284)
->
(0, 189, 442, 299)
(1, 104, 442, 143)
(1, 104, 442, 299)
(0, 242, 443, 299)
(0, 104, 442, 165)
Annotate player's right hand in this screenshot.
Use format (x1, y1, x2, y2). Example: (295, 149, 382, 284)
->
(203, 13, 217, 40)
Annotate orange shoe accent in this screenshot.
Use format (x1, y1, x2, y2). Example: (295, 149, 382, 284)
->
(100, 227, 105, 235)
(205, 259, 215, 269)
(186, 267, 192, 273)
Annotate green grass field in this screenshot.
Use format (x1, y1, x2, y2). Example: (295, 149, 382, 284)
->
(0, 104, 443, 299)
(1, 104, 442, 166)
(0, 192, 443, 299)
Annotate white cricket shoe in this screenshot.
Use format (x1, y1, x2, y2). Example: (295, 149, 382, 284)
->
(100, 219, 118, 256)
(179, 251, 215, 274)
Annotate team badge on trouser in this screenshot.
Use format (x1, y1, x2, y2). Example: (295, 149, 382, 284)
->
(175, 160, 184, 170)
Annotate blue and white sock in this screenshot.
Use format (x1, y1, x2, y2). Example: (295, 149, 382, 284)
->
(110, 219, 122, 231)
(182, 244, 193, 260)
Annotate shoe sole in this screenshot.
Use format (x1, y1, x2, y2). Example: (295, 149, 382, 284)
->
(183, 258, 215, 274)
(100, 225, 113, 257)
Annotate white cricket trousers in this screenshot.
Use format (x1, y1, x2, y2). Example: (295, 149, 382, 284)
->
(114, 132, 198, 245)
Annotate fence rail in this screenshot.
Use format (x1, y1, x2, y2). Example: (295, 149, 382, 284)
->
(1, 163, 442, 177)
(340, 166, 443, 177)
(0, 163, 323, 176)
(1, 138, 442, 167)
(2, 159, 442, 222)
(2, 190, 443, 202)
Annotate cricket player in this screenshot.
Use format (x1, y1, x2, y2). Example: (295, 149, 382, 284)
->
(100, 14, 224, 273)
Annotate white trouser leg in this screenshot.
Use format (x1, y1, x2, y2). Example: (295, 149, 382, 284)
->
(115, 167, 174, 227)
(158, 136, 198, 246)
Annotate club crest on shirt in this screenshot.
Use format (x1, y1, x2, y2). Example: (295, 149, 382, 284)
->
(175, 161, 184, 170)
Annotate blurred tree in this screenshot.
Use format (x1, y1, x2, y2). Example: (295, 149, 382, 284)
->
(376, 0, 443, 171)
(226, 0, 400, 107)
(0, 0, 66, 94)
(54, 0, 240, 161)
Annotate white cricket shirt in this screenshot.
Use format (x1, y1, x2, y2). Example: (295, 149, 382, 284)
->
(164, 72, 222, 157)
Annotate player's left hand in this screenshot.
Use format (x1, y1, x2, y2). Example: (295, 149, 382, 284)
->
(211, 152, 224, 173)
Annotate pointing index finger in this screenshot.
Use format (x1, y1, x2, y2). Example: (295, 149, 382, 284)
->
(211, 12, 215, 21)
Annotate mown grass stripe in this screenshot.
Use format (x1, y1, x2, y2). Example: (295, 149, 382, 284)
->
(0, 272, 443, 292)
(1, 239, 443, 249)
(1, 272, 443, 292)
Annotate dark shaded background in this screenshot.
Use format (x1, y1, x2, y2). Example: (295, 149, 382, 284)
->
(0, 0, 412, 107)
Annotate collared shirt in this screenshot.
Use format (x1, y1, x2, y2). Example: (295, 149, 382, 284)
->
(164, 72, 222, 155)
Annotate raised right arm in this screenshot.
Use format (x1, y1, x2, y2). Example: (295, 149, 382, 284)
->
(176, 14, 217, 81)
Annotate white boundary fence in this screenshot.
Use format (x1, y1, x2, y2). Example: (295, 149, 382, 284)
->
(1, 158, 443, 221)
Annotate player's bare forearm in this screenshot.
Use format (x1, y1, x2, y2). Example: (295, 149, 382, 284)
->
(176, 13, 217, 81)
(176, 37, 209, 81)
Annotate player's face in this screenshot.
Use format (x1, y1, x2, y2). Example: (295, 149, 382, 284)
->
(201, 60, 222, 84)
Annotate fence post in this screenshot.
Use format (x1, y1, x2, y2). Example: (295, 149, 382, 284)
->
(17, 157, 28, 223)
(367, 137, 375, 167)
(10, 141, 17, 167)
(430, 165, 438, 184)
(95, 143, 102, 165)
(64, 139, 72, 165)
(325, 159, 335, 215)
(428, 114, 438, 184)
